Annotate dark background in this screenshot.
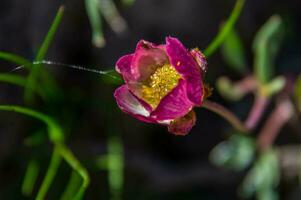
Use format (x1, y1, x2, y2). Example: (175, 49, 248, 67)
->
(0, 0, 301, 199)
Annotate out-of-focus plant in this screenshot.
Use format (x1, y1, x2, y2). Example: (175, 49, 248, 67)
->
(210, 133, 255, 171)
(210, 11, 300, 200)
(0, 105, 89, 200)
(85, 0, 132, 47)
(0, 6, 91, 200)
(239, 150, 279, 200)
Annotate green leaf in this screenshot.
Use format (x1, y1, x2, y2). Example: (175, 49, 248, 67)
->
(0, 105, 64, 142)
(85, 0, 105, 47)
(23, 129, 48, 146)
(239, 150, 279, 198)
(0, 105, 90, 200)
(210, 134, 255, 171)
(204, 0, 245, 57)
(107, 136, 124, 199)
(35, 6, 65, 62)
(262, 76, 285, 97)
(0, 73, 44, 97)
(257, 188, 279, 200)
(0, 51, 32, 68)
(98, 0, 128, 35)
(25, 6, 65, 103)
(121, 0, 135, 7)
(100, 70, 123, 85)
(22, 159, 40, 197)
(253, 15, 283, 84)
(221, 28, 247, 73)
(60, 171, 82, 200)
(36, 148, 62, 200)
(56, 143, 90, 200)
(216, 77, 246, 101)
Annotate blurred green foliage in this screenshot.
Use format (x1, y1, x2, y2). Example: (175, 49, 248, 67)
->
(85, 0, 129, 48)
(221, 28, 247, 74)
(239, 150, 279, 200)
(216, 77, 250, 101)
(21, 159, 40, 197)
(204, 0, 245, 57)
(210, 134, 255, 171)
(86, 0, 105, 47)
(253, 15, 283, 85)
(25, 6, 65, 103)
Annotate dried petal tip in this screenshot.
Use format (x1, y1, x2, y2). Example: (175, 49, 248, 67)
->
(190, 48, 207, 73)
(168, 110, 196, 136)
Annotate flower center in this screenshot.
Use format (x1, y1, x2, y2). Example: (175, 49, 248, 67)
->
(141, 64, 181, 108)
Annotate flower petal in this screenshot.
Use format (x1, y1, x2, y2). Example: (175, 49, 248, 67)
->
(114, 85, 154, 123)
(116, 54, 134, 81)
(165, 37, 203, 106)
(150, 79, 193, 120)
(131, 40, 168, 81)
(168, 110, 197, 136)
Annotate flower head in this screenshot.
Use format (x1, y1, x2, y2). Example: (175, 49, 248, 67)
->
(114, 37, 207, 135)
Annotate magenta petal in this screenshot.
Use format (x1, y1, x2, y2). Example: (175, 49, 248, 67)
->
(168, 110, 196, 136)
(150, 79, 193, 120)
(131, 40, 168, 81)
(165, 37, 203, 106)
(114, 85, 154, 123)
(115, 54, 134, 81)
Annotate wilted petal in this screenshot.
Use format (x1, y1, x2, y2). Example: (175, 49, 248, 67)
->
(166, 37, 203, 106)
(190, 48, 207, 73)
(131, 40, 168, 81)
(150, 79, 193, 120)
(168, 110, 196, 135)
(114, 85, 154, 123)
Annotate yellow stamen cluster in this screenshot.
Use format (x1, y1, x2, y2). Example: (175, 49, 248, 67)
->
(141, 64, 181, 108)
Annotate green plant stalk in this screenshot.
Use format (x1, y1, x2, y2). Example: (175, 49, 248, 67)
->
(0, 105, 64, 142)
(56, 143, 90, 200)
(86, 0, 105, 47)
(0, 73, 44, 98)
(60, 171, 82, 200)
(36, 148, 62, 200)
(0, 51, 32, 68)
(0, 105, 89, 199)
(204, 0, 245, 57)
(107, 136, 124, 200)
(98, 0, 128, 35)
(22, 159, 40, 196)
(253, 15, 283, 84)
(25, 6, 65, 102)
(0, 73, 28, 87)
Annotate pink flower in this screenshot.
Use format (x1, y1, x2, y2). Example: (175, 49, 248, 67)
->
(114, 37, 207, 135)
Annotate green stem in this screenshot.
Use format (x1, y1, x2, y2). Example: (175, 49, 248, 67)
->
(56, 143, 90, 200)
(60, 171, 82, 200)
(36, 148, 62, 200)
(0, 51, 32, 67)
(25, 6, 65, 103)
(204, 0, 245, 57)
(22, 159, 40, 196)
(0, 105, 64, 142)
(0, 105, 89, 199)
